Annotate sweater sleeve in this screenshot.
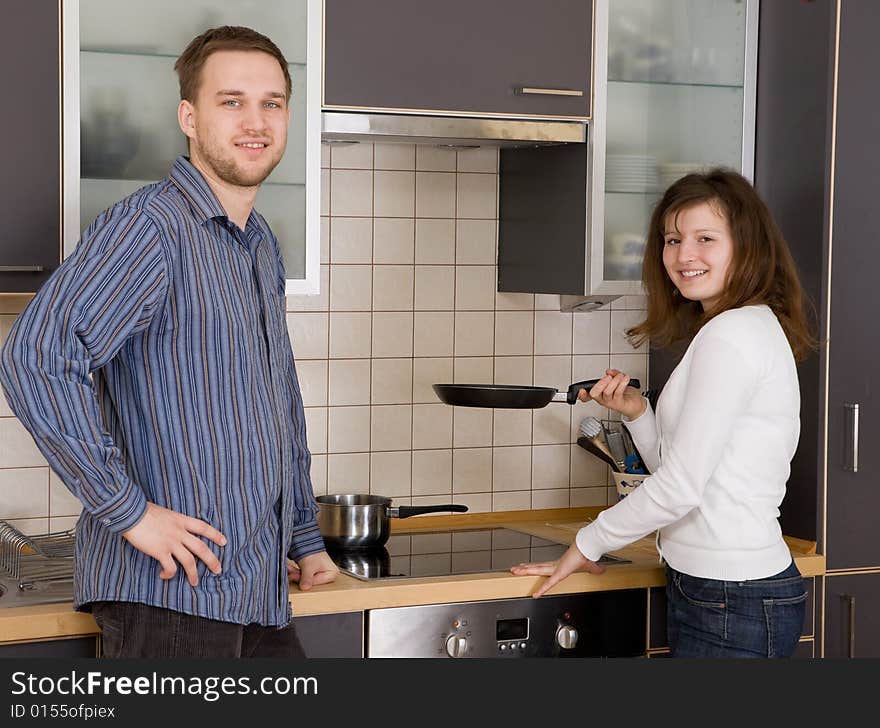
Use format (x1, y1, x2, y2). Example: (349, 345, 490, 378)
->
(0, 206, 169, 534)
(576, 326, 760, 561)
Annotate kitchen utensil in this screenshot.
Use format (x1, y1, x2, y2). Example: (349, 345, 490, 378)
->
(579, 416, 624, 473)
(432, 378, 640, 410)
(605, 429, 628, 472)
(316, 494, 468, 550)
(576, 435, 622, 472)
(620, 428, 648, 474)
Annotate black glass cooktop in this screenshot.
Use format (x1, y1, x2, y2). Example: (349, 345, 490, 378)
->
(327, 527, 629, 581)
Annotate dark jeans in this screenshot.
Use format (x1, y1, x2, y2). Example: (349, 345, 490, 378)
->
(91, 601, 306, 658)
(665, 560, 807, 658)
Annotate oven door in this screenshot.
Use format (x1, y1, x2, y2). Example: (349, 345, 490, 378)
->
(366, 590, 646, 658)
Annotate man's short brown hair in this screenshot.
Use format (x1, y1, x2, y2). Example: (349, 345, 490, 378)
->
(174, 26, 292, 102)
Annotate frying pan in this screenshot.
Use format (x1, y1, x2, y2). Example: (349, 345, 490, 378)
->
(432, 377, 641, 409)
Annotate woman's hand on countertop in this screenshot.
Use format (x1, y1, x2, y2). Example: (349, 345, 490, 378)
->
(510, 542, 606, 598)
(287, 552, 339, 591)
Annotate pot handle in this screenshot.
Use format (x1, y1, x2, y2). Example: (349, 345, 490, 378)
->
(565, 378, 641, 405)
(391, 504, 469, 518)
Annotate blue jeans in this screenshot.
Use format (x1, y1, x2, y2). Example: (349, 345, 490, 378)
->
(665, 561, 807, 658)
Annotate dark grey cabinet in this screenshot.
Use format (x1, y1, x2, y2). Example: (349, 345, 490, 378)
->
(294, 611, 364, 657)
(322, 0, 592, 119)
(0, 0, 61, 293)
(0, 636, 98, 658)
(823, 573, 880, 658)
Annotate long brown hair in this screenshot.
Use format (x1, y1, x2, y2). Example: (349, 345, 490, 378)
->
(628, 168, 816, 361)
(174, 26, 292, 102)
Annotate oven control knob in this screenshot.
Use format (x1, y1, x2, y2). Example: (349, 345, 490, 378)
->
(445, 634, 468, 658)
(556, 624, 578, 650)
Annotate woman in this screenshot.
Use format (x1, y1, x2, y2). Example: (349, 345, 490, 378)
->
(511, 168, 815, 658)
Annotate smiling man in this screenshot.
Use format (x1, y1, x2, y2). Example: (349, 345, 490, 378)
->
(0, 26, 337, 658)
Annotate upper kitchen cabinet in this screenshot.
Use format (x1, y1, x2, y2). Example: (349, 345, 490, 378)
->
(498, 0, 758, 299)
(322, 0, 593, 119)
(64, 0, 322, 294)
(0, 1, 61, 293)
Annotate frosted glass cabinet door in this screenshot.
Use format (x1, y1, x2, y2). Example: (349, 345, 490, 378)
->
(64, 0, 321, 292)
(589, 0, 757, 293)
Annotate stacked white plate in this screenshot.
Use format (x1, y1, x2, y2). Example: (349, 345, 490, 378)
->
(657, 162, 703, 192)
(606, 154, 657, 194)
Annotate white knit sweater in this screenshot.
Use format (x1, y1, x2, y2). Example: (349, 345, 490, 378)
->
(576, 305, 800, 581)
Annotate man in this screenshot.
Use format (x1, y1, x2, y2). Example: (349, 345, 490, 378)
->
(0, 26, 337, 657)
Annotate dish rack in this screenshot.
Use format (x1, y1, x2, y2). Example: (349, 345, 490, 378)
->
(0, 520, 75, 589)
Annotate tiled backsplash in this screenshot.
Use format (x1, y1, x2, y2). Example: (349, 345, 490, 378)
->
(0, 142, 648, 533)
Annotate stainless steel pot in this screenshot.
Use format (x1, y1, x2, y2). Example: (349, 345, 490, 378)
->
(316, 494, 468, 550)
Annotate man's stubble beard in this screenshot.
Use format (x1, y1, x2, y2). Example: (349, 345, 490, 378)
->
(194, 136, 285, 189)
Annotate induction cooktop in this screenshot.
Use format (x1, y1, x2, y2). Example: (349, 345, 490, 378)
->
(328, 526, 630, 581)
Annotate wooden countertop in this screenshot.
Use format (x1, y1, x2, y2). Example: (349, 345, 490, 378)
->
(0, 507, 824, 643)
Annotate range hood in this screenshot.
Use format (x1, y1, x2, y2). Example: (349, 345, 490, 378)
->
(321, 112, 587, 147)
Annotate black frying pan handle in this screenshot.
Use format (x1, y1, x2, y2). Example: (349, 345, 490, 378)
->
(396, 504, 469, 518)
(566, 378, 641, 404)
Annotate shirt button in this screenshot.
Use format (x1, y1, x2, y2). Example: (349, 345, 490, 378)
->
(102, 518, 111, 525)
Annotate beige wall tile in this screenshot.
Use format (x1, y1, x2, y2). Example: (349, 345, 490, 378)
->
(533, 355, 572, 390)
(455, 266, 495, 310)
(532, 489, 570, 509)
(494, 311, 533, 356)
(49, 515, 79, 532)
(493, 356, 532, 385)
(330, 169, 372, 216)
(415, 219, 456, 264)
(611, 310, 648, 353)
(372, 266, 414, 311)
(412, 358, 453, 403)
(328, 406, 371, 453)
(370, 451, 412, 498)
(454, 312, 494, 357)
(287, 312, 329, 360)
(456, 219, 496, 264)
(415, 265, 455, 310)
(412, 403, 452, 450)
(412, 449, 452, 495)
(416, 172, 456, 218)
(532, 445, 570, 489)
(331, 141, 373, 169)
(327, 453, 371, 494)
(328, 359, 370, 406)
(570, 486, 609, 508)
(375, 143, 415, 170)
(371, 358, 413, 405)
(320, 216, 330, 263)
(453, 357, 493, 384)
(321, 168, 330, 216)
(295, 360, 328, 407)
(371, 312, 413, 357)
(452, 448, 492, 494)
(287, 264, 330, 312)
(493, 409, 532, 446)
(533, 405, 573, 445)
(413, 312, 454, 357)
(492, 446, 532, 491)
(456, 173, 497, 220)
(535, 311, 573, 355)
(375, 171, 415, 217)
(444, 492, 491, 513)
(0, 467, 49, 519)
(49, 470, 82, 518)
(0, 418, 47, 468)
(452, 407, 492, 448)
(310, 455, 328, 496)
(321, 142, 331, 168)
(495, 291, 534, 310)
(535, 294, 561, 311)
(492, 490, 531, 511)
(574, 310, 611, 354)
(330, 264, 373, 311)
(457, 147, 498, 174)
(329, 312, 372, 358)
(370, 405, 412, 451)
(608, 353, 649, 390)
(4, 518, 49, 536)
(303, 407, 328, 454)
(374, 218, 414, 264)
(571, 445, 610, 487)
(416, 145, 456, 172)
(330, 217, 372, 264)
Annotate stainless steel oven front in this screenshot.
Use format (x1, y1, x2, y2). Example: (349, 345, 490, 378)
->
(366, 590, 647, 658)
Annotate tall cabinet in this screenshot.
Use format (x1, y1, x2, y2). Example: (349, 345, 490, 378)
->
(756, 0, 880, 657)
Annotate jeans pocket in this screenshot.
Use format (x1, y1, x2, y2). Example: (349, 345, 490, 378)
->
(92, 602, 126, 658)
(674, 572, 727, 608)
(672, 572, 728, 643)
(763, 591, 807, 658)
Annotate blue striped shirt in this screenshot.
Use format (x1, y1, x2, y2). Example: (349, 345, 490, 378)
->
(0, 156, 324, 626)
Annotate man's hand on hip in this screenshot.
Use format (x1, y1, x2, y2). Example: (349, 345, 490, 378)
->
(287, 552, 339, 591)
(121, 502, 227, 586)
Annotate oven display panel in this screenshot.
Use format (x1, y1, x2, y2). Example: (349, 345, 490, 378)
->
(496, 617, 529, 642)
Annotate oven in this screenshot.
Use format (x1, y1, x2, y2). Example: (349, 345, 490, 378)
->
(327, 526, 647, 658)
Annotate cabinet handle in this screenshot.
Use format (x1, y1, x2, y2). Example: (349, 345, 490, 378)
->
(844, 403, 859, 472)
(0, 266, 45, 272)
(844, 594, 856, 658)
(515, 86, 584, 97)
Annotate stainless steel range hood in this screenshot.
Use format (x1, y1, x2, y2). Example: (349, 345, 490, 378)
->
(321, 112, 587, 147)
